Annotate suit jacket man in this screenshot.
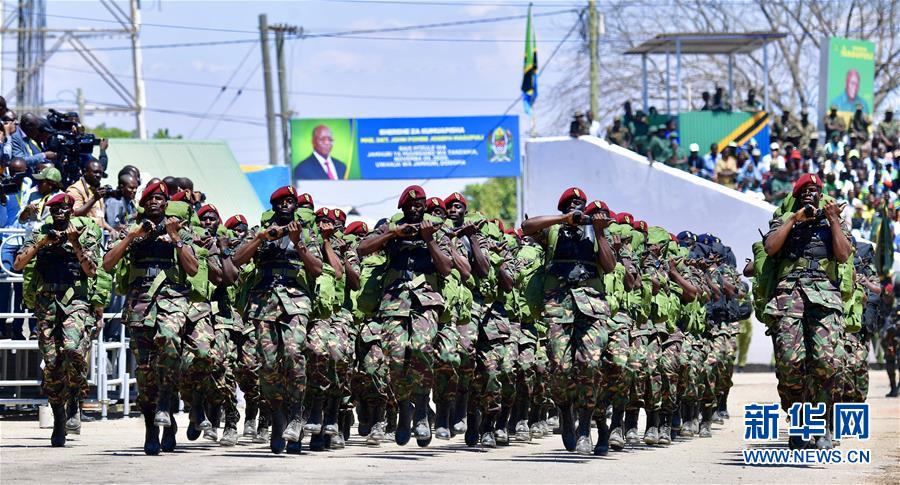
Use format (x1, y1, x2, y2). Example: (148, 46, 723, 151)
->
(293, 151, 347, 181)
(10, 127, 46, 170)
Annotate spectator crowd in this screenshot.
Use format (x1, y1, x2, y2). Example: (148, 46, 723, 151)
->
(570, 88, 900, 248)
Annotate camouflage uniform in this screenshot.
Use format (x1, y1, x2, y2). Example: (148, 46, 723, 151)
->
(23, 220, 103, 409)
(371, 217, 450, 408)
(763, 213, 851, 412)
(120, 222, 216, 419)
(536, 224, 613, 412)
(243, 229, 320, 422)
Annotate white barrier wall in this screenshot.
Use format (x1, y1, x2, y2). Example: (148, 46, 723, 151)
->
(524, 136, 777, 364)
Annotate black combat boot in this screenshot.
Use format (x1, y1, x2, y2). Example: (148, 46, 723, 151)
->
(270, 406, 287, 454)
(434, 399, 451, 440)
(414, 394, 432, 447)
(574, 407, 593, 454)
(65, 396, 81, 435)
(357, 401, 372, 437)
(643, 409, 659, 445)
(395, 400, 414, 446)
(452, 391, 469, 435)
(494, 404, 511, 446)
(624, 409, 640, 445)
(464, 409, 481, 447)
(303, 398, 323, 435)
(886, 361, 898, 397)
(143, 409, 161, 455)
(50, 403, 67, 447)
(161, 395, 179, 452)
(608, 407, 625, 450)
(594, 414, 610, 455)
(559, 403, 576, 452)
(480, 412, 496, 448)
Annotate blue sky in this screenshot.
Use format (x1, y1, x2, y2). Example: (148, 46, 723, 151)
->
(1, 0, 581, 165)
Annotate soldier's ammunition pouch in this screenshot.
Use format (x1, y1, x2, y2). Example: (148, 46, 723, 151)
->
(547, 260, 599, 285)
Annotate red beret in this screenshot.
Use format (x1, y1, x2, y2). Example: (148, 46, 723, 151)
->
(669, 233, 677, 241)
(270, 185, 296, 205)
(345, 221, 369, 236)
(45, 193, 74, 207)
(426, 197, 445, 211)
(297, 193, 314, 208)
(444, 192, 467, 208)
(170, 190, 189, 202)
(315, 207, 336, 221)
(607, 210, 617, 219)
(792, 173, 823, 197)
(398, 185, 426, 208)
(584, 200, 609, 216)
(490, 218, 506, 233)
(332, 208, 346, 222)
(224, 214, 247, 229)
(140, 181, 168, 206)
(557, 187, 587, 212)
(615, 212, 634, 225)
(632, 220, 648, 233)
(197, 204, 220, 220)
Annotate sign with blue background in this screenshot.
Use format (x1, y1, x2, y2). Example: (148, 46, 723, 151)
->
(290, 115, 520, 182)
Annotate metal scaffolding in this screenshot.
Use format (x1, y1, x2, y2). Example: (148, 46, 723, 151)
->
(0, 0, 147, 138)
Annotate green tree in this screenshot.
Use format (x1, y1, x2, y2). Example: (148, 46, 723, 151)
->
(90, 123, 136, 139)
(152, 128, 183, 139)
(462, 177, 517, 227)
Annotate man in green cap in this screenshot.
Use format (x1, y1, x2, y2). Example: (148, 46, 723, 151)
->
(875, 109, 898, 150)
(15, 193, 106, 447)
(19, 166, 63, 226)
(605, 116, 632, 149)
(824, 105, 847, 141)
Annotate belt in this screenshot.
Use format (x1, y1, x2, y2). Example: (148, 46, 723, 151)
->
(133, 266, 171, 278)
(260, 268, 299, 279)
(44, 283, 75, 292)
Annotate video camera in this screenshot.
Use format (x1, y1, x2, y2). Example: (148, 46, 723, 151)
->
(0, 171, 26, 195)
(43, 109, 100, 186)
(101, 184, 123, 199)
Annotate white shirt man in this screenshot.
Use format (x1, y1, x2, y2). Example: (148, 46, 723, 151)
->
(313, 151, 339, 180)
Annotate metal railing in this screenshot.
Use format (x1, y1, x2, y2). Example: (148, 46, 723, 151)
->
(1, 227, 135, 418)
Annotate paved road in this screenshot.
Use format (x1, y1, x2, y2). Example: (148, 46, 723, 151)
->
(2, 372, 897, 484)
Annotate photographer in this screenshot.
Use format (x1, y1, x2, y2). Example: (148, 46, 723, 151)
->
(66, 159, 114, 233)
(104, 171, 139, 235)
(0, 157, 31, 338)
(1, 110, 18, 164)
(12, 113, 55, 170)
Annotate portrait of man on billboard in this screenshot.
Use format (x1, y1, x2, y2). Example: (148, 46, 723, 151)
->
(293, 124, 347, 180)
(831, 68, 869, 113)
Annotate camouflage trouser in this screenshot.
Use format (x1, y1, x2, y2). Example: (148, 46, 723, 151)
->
(838, 332, 869, 403)
(598, 312, 630, 409)
(473, 315, 518, 416)
(455, 314, 479, 397)
(678, 334, 701, 403)
(658, 332, 684, 414)
(713, 330, 736, 398)
(306, 309, 355, 400)
(34, 295, 95, 407)
(543, 288, 610, 410)
(532, 339, 552, 412)
(381, 308, 440, 403)
(697, 337, 718, 406)
(247, 287, 311, 409)
(212, 326, 237, 421)
(433, 320, 462, 402)
(514, 323, 539, 412)
(233, 325, 262, 419)
(352, 320, 390, 406)
(625, 325, 662, 411)
(766, 287, 845, 412)
(177, 302, 219, 403)
(125, 288, 216, 412)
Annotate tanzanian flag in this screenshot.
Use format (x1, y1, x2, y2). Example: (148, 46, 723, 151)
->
(521, 5, 537, 114)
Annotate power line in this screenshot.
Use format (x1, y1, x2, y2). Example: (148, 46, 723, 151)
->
(12, 64, 515, 102)
(203, 61, 263, 138)
(188, 43, 257, 137)
(0, 6, 258, 33)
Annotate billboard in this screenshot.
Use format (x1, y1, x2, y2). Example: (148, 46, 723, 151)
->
(290, 115, 520, 183)
(818, 37, 875, 126)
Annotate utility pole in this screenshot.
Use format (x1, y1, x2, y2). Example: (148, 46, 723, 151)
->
(130, 0, 147, 139)
(270, 23, 300, 167)
(259, 14, 278, 166)
(588, 0, 599, 119)
(76, 87, 85, 120)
